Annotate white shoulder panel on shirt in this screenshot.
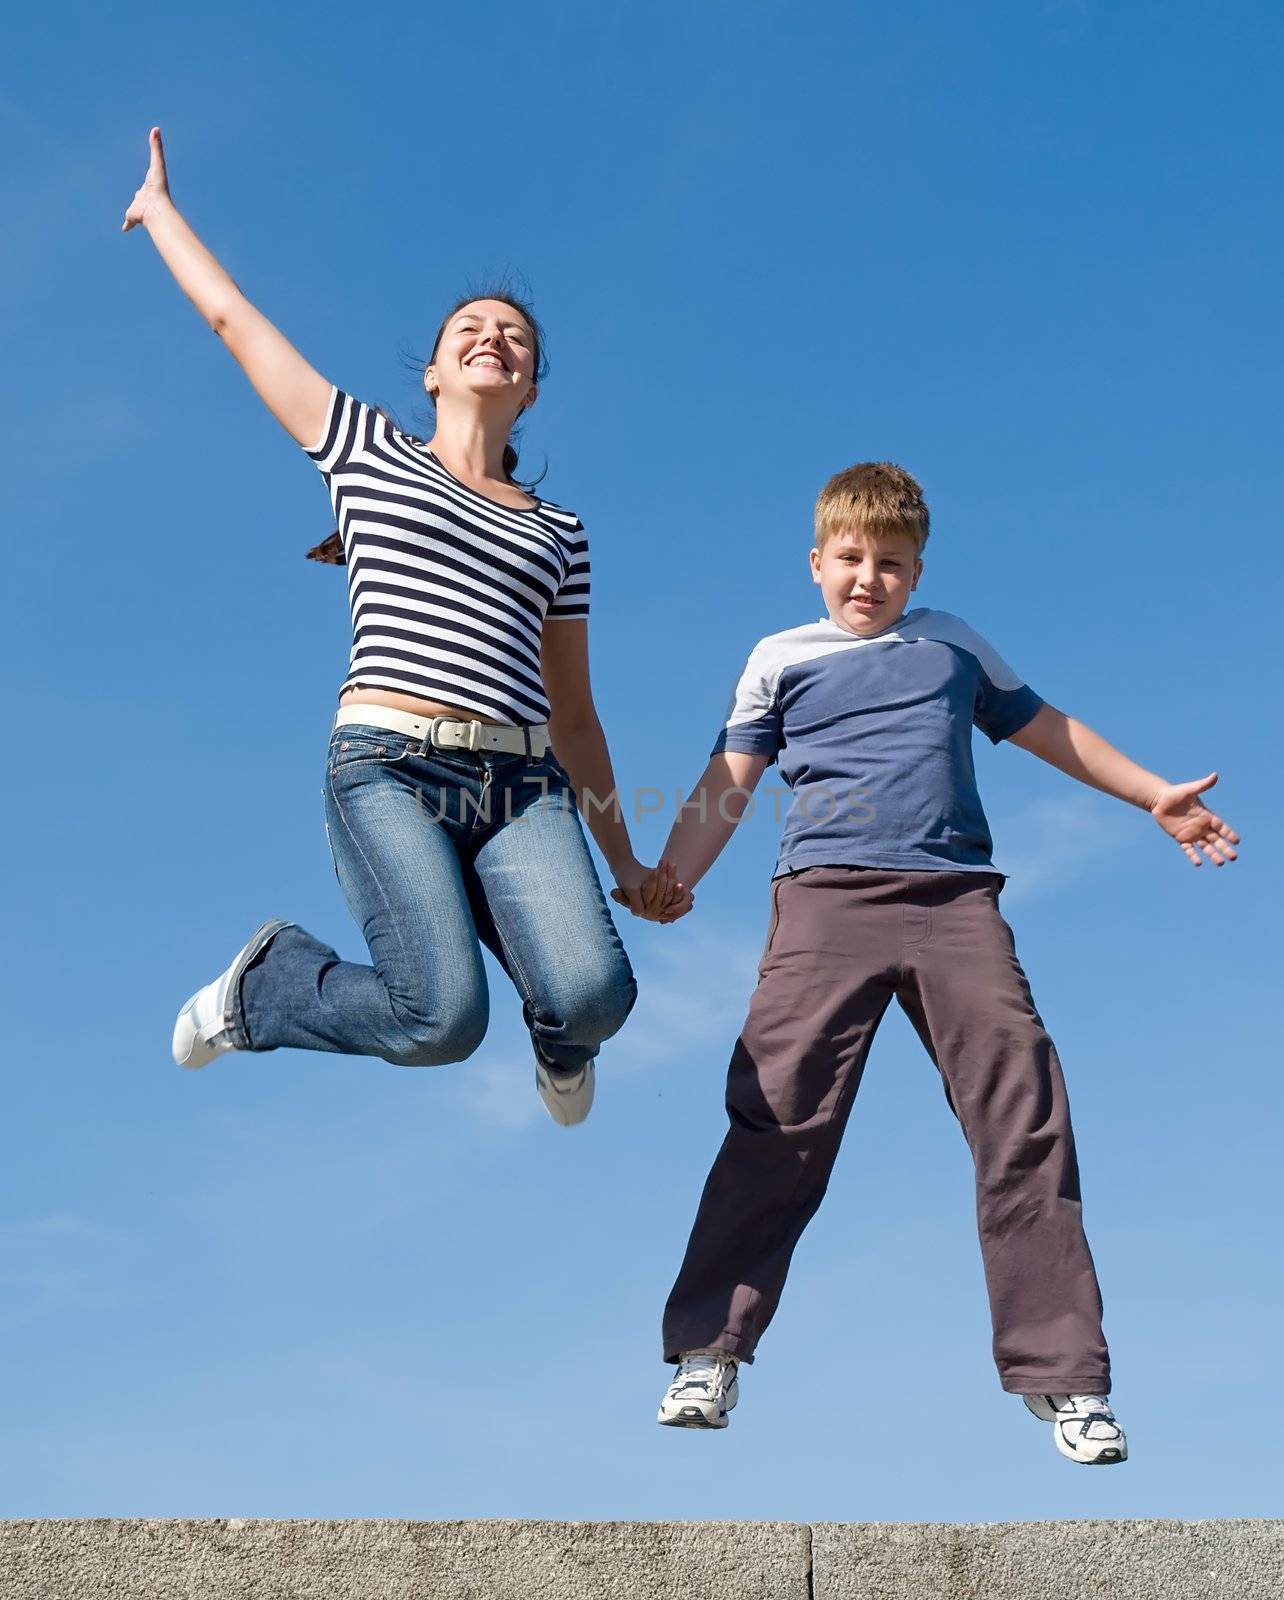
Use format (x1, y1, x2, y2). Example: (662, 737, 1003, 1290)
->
(902, 610, 1027, 691)
(726, 609, 1026, 729)
(724, 621, 860, 727)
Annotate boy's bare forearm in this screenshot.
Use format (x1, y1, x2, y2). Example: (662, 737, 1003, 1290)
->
(1009, 704, 1165, 809)
(660, 753, 767, 887)
(661, 809, 741, 889)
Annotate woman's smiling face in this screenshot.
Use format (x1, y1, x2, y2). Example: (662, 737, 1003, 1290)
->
(426, 299, 539, 413)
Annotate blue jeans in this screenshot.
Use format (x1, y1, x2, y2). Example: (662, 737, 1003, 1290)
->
(232, 725, 637, 1071)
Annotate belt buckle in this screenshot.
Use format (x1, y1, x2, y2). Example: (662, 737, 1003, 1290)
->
(425, 716, 484, 754)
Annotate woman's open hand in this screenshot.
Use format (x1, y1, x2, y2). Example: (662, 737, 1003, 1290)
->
(122, 126, 171, 233)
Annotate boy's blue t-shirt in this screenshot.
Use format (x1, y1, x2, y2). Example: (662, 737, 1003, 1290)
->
(713, 607, 1043, 877)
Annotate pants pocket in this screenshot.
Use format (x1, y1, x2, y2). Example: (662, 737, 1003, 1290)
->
(760, 878, 786, 964)
(327, 732, 415, 779)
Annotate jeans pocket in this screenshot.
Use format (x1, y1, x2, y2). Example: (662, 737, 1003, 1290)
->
(327, 730, 415, 778)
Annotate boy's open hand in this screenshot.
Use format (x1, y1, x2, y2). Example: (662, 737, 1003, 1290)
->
(611, 860, 694, 923)
(123, 127, 170, 232)
(1149, 773, 1240, 867)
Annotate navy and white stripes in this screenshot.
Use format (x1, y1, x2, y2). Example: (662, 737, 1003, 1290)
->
(306, 387, 590, 724)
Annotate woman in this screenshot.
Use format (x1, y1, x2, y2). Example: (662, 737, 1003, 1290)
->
(124, 128, 686, 1125)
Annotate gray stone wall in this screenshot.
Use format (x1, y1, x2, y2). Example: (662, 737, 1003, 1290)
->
(812, 1520, 1284, 1600)
(1, 1518, 1280, 1599)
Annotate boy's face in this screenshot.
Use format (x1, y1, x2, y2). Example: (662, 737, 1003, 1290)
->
(810, 527, 923, 637)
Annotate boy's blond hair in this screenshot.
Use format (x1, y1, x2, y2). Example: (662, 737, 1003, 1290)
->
(814, 462, 930, 551)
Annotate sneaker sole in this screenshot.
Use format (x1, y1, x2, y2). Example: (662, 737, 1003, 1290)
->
(534, 1060, 595, 1126)
(172, 993, 216, 1069)
(172, 918, 292, 1069)
(1054, 1433, 1128, 1466)
(1024, 1397, 1127, 1465)
(656, 1375, 738, 1430)
(657, 1405, 729, 1430)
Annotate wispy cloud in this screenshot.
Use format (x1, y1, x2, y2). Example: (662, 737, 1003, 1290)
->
(180, 1091, 470, 1243)
(0, 1212, 135, 1328)
(609, 924, 761, 1075)
(447, 1046, 547, 1131)
(174, 937, 757, 1244)
(991, 792, 1133, 902)
(444, 922, 762, 1129)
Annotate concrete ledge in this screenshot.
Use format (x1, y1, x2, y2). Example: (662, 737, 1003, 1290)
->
(813, 1520, 1284, 1600)
(0, 1520, 809, 1600)
(1, 1519, 1281, 1599)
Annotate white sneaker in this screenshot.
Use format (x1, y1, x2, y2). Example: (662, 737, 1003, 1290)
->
(1023, 1392, 1128, 1465)
(534, 1053, 595, 1126)
(657, 1351, 740, 1429)
(171, 920, 292, 1070)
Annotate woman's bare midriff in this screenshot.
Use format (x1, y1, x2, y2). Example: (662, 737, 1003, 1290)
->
(338, 685, 508, 725)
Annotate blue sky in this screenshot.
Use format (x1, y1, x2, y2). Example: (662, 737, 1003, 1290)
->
(2, 0, 1281, 1522)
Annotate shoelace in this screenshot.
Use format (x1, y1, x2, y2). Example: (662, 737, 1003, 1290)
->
(673, 1354, 734, 1395)
(1060, 1395, 1120, 1440)
(1065, 1394, 1113, 1417)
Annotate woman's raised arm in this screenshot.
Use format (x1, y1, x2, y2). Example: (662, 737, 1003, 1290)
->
(123, 127, 333, 448)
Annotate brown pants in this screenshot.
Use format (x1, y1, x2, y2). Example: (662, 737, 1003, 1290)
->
(662, 866, 1111, 1394)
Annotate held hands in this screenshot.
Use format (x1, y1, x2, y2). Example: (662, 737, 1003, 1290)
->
(122, 127, 170, 232)
(610, 860, 694, 924)
(1148, 773, 1240, 867)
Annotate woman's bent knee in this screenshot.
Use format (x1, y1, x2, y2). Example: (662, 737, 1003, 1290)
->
(555, 967, 637, 1047)
(609, 972, 640, 1037)
(383, 1006, 488, 1068)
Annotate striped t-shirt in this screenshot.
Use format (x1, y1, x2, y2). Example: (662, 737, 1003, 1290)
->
(714, 608, 1044, 876)
(305, 387, 590, 724)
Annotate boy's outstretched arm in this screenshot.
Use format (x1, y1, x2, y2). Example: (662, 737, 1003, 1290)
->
(1007, 704, 1240, 867)
(611, 751, 771, 921)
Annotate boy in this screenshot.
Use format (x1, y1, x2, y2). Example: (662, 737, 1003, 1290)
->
(617, 464, 1238, 1464)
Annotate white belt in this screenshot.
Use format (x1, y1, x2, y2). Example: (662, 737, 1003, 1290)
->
(333, 704, 551, 759)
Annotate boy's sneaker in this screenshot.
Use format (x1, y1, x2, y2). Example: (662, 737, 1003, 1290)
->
(534, 1052, 595, 1127)
(657, 1351, 740, 1429)
(171, 919, 292, 1069)
(1023, 1393, 1128, 1465)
